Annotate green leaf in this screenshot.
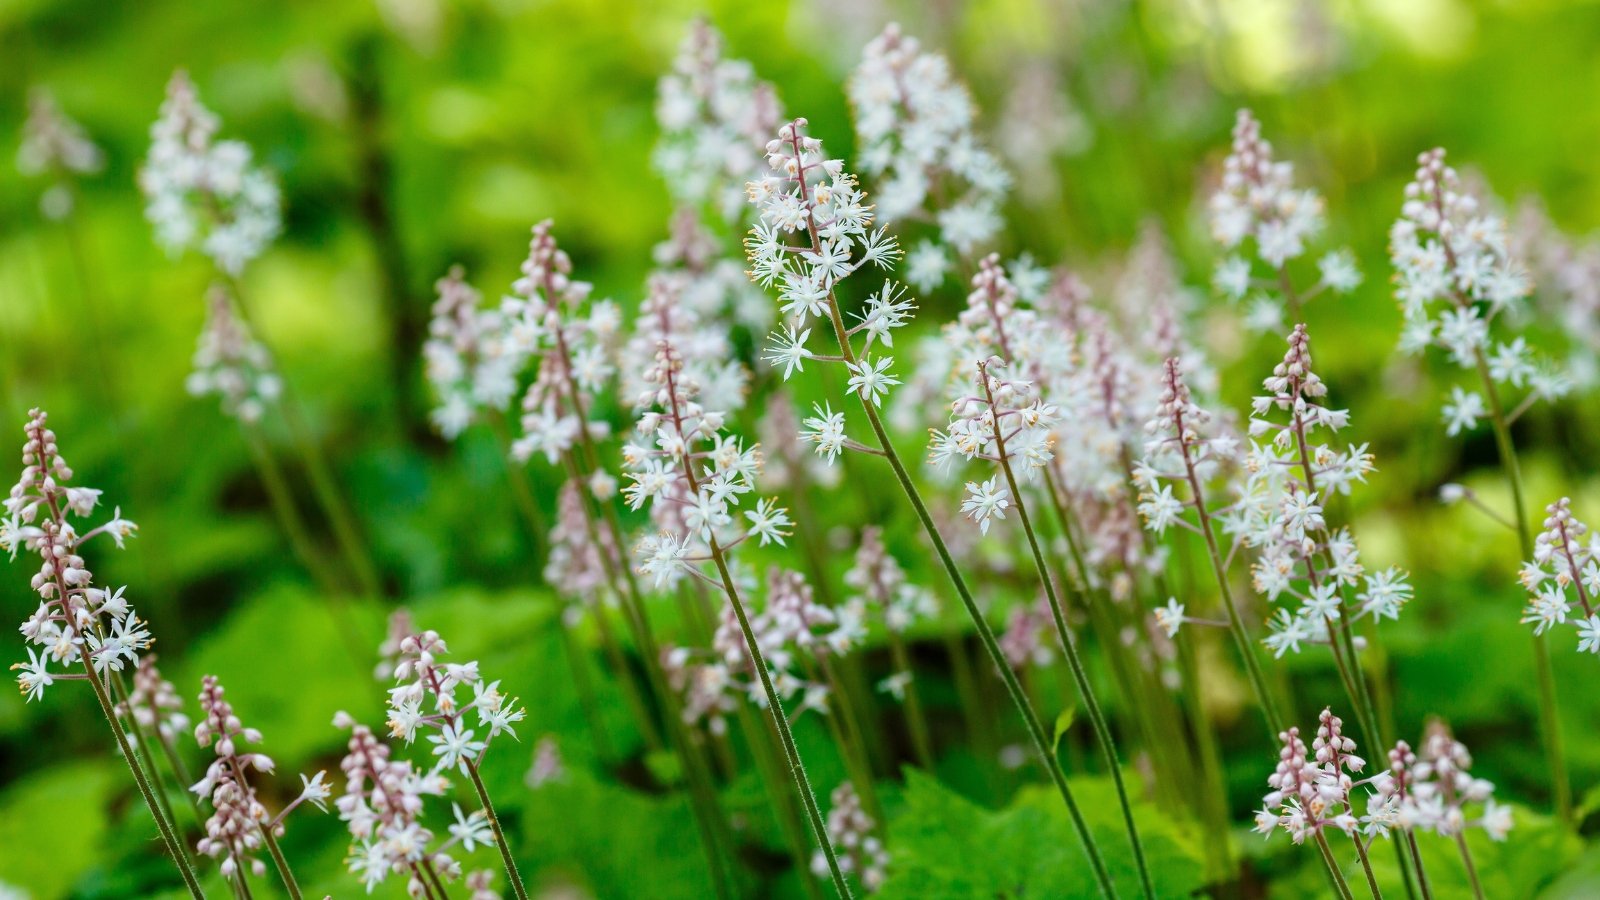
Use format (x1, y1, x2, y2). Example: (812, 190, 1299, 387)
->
(877, 769, 1205, 899)
(0, 759, 115, 898)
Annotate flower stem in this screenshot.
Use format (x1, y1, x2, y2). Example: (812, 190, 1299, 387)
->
(887, 632, 935, 768)
(467, 758, 530, 900)
(704, 536, 854, 898)
(1315, 831, 1357, 900)
(987, 387, 1154, 900)
(1180, 451, 1285, 740)
(1454, 832, 1484, 900)
(82, 652, 205, 897)
(256, 820, 302, 900)
(1353, 835, 1384, 900)
(817, 295, 1114, 897)
(1472, 347, 1571, 821)
(1405, 831, 1435, 900)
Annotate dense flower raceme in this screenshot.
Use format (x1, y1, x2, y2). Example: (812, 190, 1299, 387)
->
(844, 526, 938, 635)
(654, 19, 783, 223)
(384, 629, 526, 773)
(423, 266, 526, 438)
(1226, 325, 1411, 656)
(621, 271, 749, 422)
(849, 23, 1010, 289)
(1134, 357, 1241, 550)
(17, 88, 104, 219)
(1254, 709, 1512, 848)
(664, 568, 861, 735)
(1253, 708, 1367, 843)
(811, 781, 889, 891)
(190, 675, 329, 881)
(332, 711, 501, 895)
(623, 334, 791, 584)
(501, 221, 622, 469)
(1513, 199, 1600, 388)
(650, 23, 783, 339)
(4, 409, 145, 702)
(745, 119, 906, 420)
(186, 282, 282, 424)
(1390, 148, 1570, 435)
(1519, 498, 1600, 654)
(116, 654, 191, 742)
(138, 70, 281, 275)
(1209, 109, 1360, 333)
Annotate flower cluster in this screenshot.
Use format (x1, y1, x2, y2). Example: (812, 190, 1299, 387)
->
(423, 266, 525, 438)
(384, 629, 525, 774)
(332, 712, 494, 894)
(1518, 497, 1600, 654)
(654, 20, 783, 222)
(138, 70, 281, 275)
(849, 23, 1009, 286)
(5, 409, 145, 701)
(1395, 726, 1512, 840)
(499, 221, 620, 467)
(1226, 326, 1410, 655)
(999, 594, 1057, 670)
(622, 272, 748, 420)
(1390, 148, 1569, 432)
(1514, 200, 1600, 388)
(1253, 708, 1366, 842)
(1133, 357, 1240, 536)
(117, 654, 191, 741)
(843, 527, 937, 633)
(664, 568, 859, 734)
(745, 118, 904, 394)
(811, 781, 889, 892)
(623, 336, 791, 588)
(1209, 110, 1354, 332)
(17, 88, 103, 219)
(186, 284, 282, 424)
(190, 675, 329, 882)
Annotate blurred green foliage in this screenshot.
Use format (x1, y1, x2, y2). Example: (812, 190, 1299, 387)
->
(3, 0, 1600, 896)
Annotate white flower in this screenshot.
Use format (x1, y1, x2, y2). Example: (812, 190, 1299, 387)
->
(744, 498, 792, 547)
(845, 355, 900, 407)
(298, 770, 332, 812)
(1153, 598, 1185, 638)
(1577, 615, 1600, 654)
(449, 803, 496, 852)
(1441, 387, 1485, 436)
(12, 648, 53, 701)
(1317, 249, 1363, 294)
(1214, 256, 1252, 299)
(960, 477, 1010, 535)
(637, 532, 691, 588)
(1138, 485, 1185, 534)
(428, 724, 486, 774)
(801, 402, 847, 464)
(764, 325, 814, 380)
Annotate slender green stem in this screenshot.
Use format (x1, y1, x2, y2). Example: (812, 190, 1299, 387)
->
(1405, 831, 1434, 900)
(814, 294, 1114, 896)
(256, 819, 302, 900)
(489, 411, 548, 554)
(1353, 836, 1383, 900)
(1472, 348, 1571, 821)
(82, 652, 206, 897)
(467, 759, 529, 900)
(1454, 833, 1484, 900)
(985, 370, 1153, 900)
(222, 276, 381, 596)
(1315, 831, 1357, 900)
(705, 536, 853, 898)
(887, 632, 935, 769)
(1177, 442, 1284, 739)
